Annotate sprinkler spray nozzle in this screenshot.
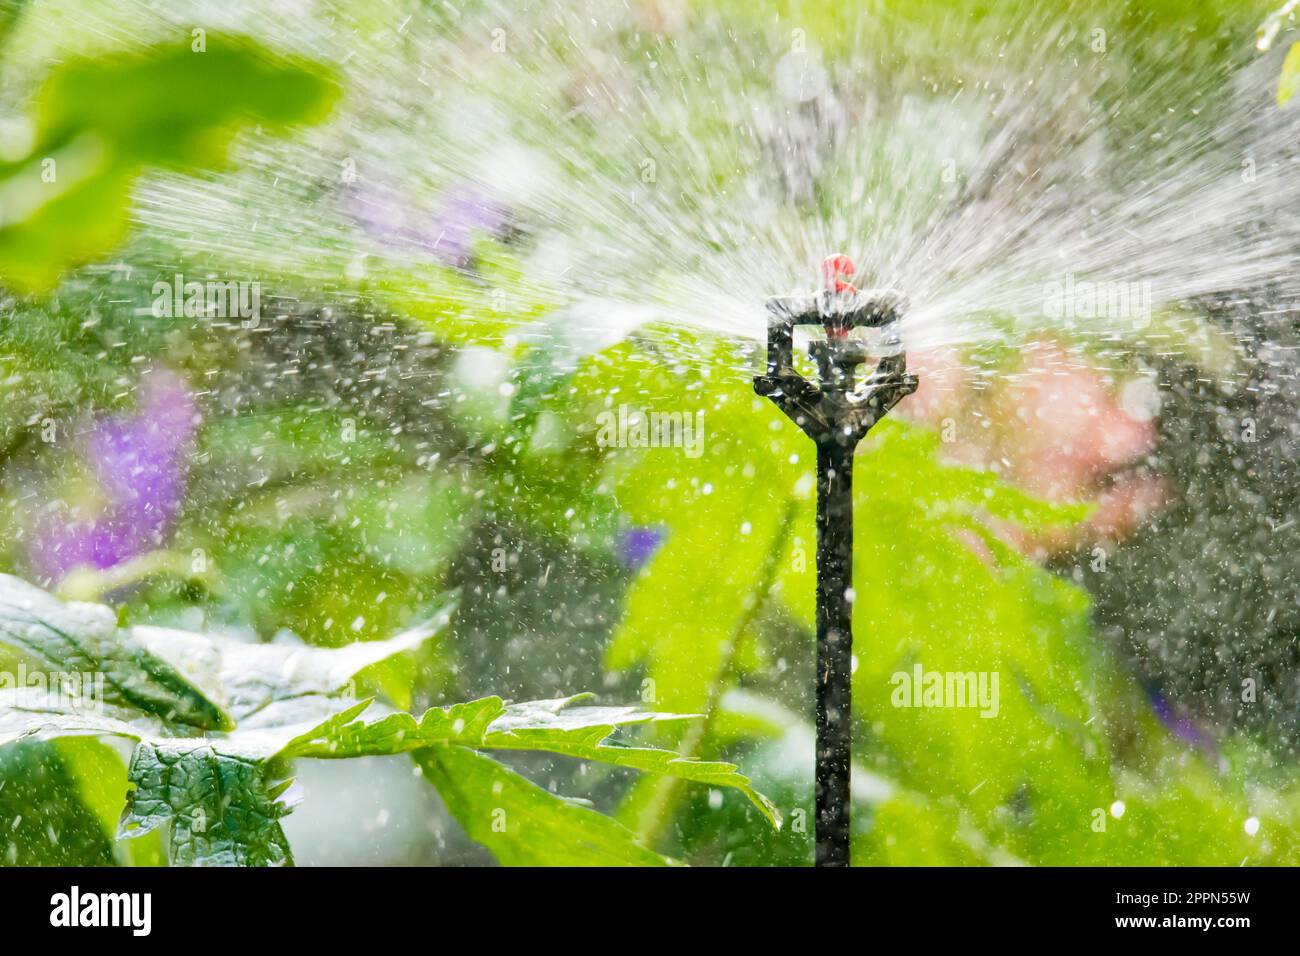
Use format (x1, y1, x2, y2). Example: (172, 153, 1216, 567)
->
(753, 258, 918, 868)
(756, 260, 917, 441)
(820, 252, 859, 296)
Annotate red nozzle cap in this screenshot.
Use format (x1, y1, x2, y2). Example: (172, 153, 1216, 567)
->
(821, 254, 857, 338)
(820, 254, 857, 294)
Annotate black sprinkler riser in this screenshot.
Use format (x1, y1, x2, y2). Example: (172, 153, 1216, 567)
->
(753, 285, 917, 867)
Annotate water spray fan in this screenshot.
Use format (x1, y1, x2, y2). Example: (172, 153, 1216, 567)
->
(754, 254, 918, 867)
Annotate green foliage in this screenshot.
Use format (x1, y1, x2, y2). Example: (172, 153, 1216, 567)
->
(120, 741, 295, 867)
(565, 332, 1300, 865)
(0, 36, 336, 291)
(0, 575, 777, 865)
(0, 739, 115, 865)
(178, 405, 473, 651)
(208, 620, 447, 721)
(0, 574, 230, 729)
(415, 746, 672, 867)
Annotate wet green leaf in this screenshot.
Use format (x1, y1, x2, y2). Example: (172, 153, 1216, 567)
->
(0, 740, 115, 866)
(0, 574, 231, 729)
(119, 741, 294, 867)
(197, 597, 455, 721)
(278, 694, 779, 827)
(415, 745, 673, 866)
(0, 577, 777, 865)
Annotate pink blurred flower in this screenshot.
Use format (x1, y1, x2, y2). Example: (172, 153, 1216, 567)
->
(1001, 341, 1155, 501)
(902, 340, 1169, 554)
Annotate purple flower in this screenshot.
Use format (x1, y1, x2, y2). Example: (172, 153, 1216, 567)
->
(348, 179, 509, 269)
(1148, 687, 1213, 751)
(618, 526, 665, 572)
(430, 187, 510, 267)
(29, 370, 199, 581)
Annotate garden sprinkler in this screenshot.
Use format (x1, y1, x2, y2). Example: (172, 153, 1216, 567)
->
(753, 254, 918, 867)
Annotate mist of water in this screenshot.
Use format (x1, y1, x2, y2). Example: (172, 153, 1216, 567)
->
(19, 1, 1300, 381)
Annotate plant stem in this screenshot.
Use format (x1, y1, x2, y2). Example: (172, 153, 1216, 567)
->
(634, 499, 798, 850)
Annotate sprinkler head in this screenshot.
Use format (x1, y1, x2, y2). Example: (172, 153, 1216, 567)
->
(755, 258, 918, 447)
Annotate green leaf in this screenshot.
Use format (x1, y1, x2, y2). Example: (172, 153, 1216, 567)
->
(198, 596, 456, 721)
(0, 574, 450, 729)
(415, 746, 672, 866)
(0, 689, 345, 867)
(119, 741, 294, 867)
(0, 690, 152, 750)
(0, 740, 116, 866)
(0, 577, 777, 864)
(0, 684, 776, 865)
(480, 697, 781, 829)
(35, 40, 337, 169)
(55, 737, 166, 866)
(0, 36, 338, 291)
(277, 696, 505, 759)
(0, 574, 231, 729)
(588, 341, 803, 719)
(280, 693, 779, 827)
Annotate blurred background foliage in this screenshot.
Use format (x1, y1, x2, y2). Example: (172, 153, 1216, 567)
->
(0, 0, 1297, 866)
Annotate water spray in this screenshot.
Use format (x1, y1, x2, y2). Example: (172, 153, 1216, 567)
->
(754, 255, 918, 867)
